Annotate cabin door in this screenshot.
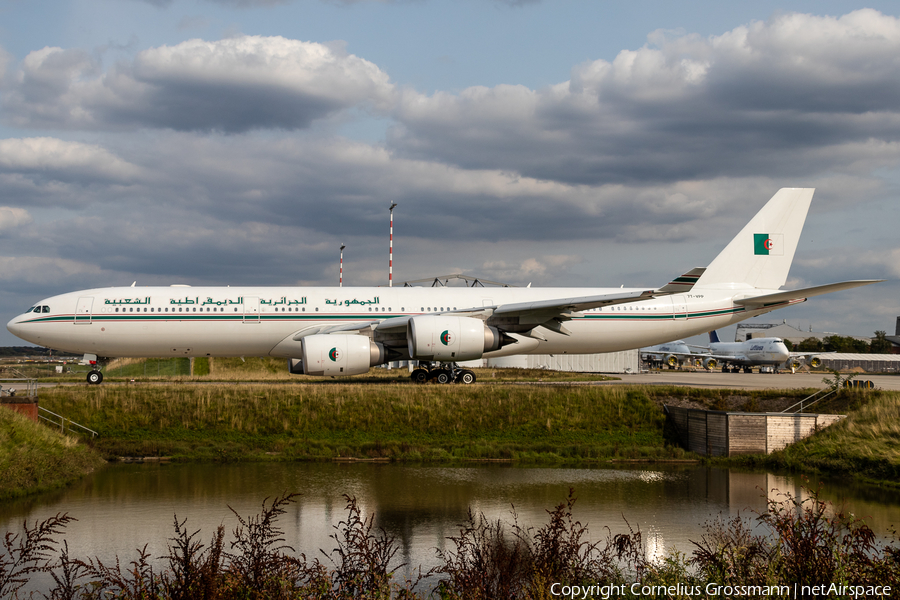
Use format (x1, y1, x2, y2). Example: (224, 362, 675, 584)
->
(670, 295, 687, 321)
(243, 296, 260, 323)
(74, 296, 93, 324)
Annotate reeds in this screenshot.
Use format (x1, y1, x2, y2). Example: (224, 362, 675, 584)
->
(3, 486, 897, 599)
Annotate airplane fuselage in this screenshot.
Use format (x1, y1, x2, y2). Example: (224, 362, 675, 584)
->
(708, 338, 791, 367)
(7, 285, 775, 359)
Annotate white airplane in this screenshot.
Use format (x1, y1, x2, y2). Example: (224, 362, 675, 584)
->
(654, 330, 826, 373)
(6, 188, 879, 385)
(691, 330, 826, 373)
(640, 340, 696, 368)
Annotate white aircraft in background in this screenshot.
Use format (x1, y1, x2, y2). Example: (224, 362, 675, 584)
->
(686, 330, 826, 373)
(7, 188, 879, 384)
(640, 340, 695, 368)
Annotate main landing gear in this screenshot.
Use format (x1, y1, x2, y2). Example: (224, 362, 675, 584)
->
(87, 370, 104, 385)
(410, 362, 476, 385)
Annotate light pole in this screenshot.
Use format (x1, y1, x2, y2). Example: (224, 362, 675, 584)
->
(339, 244, 346, 287)
(389, 202, 398, 287)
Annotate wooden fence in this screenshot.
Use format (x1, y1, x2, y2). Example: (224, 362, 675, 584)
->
(665, 406, 844, 456)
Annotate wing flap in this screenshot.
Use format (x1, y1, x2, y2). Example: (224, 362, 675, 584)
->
(492, 289, 656, 318)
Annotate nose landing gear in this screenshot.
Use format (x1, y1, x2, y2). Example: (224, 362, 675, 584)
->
(82, 354, 104, 385)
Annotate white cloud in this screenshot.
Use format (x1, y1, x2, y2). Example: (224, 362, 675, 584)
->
(391, 9, 900, 185)
(3, 36, 394, 132)
(0, 207, 32, 231)
(0, 137, 142, 183)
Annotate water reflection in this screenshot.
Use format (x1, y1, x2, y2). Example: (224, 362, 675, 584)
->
(2, 463, 898, 587)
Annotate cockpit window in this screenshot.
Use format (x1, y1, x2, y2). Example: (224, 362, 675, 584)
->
(41, 306, 50, 313)
(27, 306, 37, 313)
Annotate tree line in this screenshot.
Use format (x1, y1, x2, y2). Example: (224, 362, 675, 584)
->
(786, 331, 894, 354)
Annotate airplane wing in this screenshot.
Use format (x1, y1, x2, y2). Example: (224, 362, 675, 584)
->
(734, 280, 883, 307)
(290, 322, 377, 340)
(291, 269, 700, 341)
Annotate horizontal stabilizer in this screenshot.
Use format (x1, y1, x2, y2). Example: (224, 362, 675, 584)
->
(733, 280, 883, 307)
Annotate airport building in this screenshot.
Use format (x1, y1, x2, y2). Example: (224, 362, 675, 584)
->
(735, 321, 870, 344)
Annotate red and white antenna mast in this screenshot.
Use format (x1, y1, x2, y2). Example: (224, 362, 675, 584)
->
(389, 202, 397, 287)
(339, 244, 345, 287)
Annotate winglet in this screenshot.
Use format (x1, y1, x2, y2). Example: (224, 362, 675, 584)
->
(656, 267, 706, 294)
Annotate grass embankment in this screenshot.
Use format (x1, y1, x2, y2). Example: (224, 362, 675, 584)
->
(739, 390, 900, 485)
(0, 408, 105, 501)
(37, 383, 684, 463)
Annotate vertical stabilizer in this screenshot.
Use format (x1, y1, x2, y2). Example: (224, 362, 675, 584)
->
(709, 330, 720, 344)
(695, 188, 814, 290)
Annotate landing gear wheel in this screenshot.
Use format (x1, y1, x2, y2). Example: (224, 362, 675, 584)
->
(411, 369, 429, 384)
(458, 370, 476, 384)
(433, 370, 451, 384)
(87, 371, 103, 385)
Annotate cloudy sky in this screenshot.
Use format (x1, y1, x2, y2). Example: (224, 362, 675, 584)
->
(1, 0, 899, 346)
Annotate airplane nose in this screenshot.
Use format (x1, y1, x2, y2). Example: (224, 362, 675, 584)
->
(7, 315, 26, 339)
(775, 343, 790, 361)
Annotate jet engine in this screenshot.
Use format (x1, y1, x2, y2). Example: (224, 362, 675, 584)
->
(665, 354, 679, 367)
(407, 315, 513, 361)
(288, 334, 386, 377)
(703, 357, 718, 370)
(809, 356, 822, 368)
(790, 359, 802, 370)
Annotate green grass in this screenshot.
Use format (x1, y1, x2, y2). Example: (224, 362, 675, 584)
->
(37, 383, 683, 463)
(0, 408, 106, 500)
(741, 390, 900, 484)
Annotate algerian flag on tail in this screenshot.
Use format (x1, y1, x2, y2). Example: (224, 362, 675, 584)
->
(753, 233, 783, 256)
(694, 188, 814, 290)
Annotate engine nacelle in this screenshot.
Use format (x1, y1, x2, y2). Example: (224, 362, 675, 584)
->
(288, 334, 386, 377)
(809, 356, 822, 368)
(703, 357, 718, 370)
(665, 354, 678, 367)
(407, 315, 509, 361)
